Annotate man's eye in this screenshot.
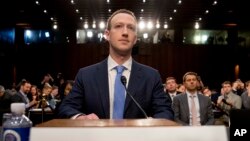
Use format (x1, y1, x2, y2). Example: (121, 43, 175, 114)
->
(115, 25, 122, 28)
(128, 26, 135, 31)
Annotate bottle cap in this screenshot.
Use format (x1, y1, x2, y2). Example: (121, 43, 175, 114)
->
(11, 103, 25, 114)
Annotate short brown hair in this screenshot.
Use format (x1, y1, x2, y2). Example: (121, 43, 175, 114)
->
(221, 81, 231, 87)
(201, 86, 209, 93)
(106, 9, 137, 30)
(165, 77, 176, 83)
(183, 72, 198, 82)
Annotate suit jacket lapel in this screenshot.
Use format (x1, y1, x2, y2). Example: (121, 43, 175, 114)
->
(183, 94, 190, 119)
(18, 92, 27, 104)
(124, 60, 143, 113)
(96, 59, 110, 118)
(197, 94, 204, 122)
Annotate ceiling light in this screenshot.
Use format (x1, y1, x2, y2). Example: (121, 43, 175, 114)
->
(84, 23, 88, 29)
(147, 21, 153, 29)
(156, 23, 160, 29)
(99, 22, 105, 29)
(25, 30, 32, 38)
(213, 1, 217, 5)
(164, 24, 168, 29)
(143, 33, 148, 39)
(139, 21, 145, 30)
(45, 32, 50, 38)
(194, 22, 199, 29)
(87, 31, 93, 38)
(92, 23, 96, 29)
(53, 24, 58, 30)
(35, 1, 40, 5)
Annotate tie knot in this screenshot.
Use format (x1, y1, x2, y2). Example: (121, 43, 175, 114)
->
(116, 65, 125, 74)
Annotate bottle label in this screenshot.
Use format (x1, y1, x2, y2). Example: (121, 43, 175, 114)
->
(3, 127, 31, 141)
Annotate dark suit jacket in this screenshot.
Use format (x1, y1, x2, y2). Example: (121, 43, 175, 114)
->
(173, 93, 214, 125)
(0, 92, 12, 126)
(11, 91, 28, 104)
(58, 59, 174, 119)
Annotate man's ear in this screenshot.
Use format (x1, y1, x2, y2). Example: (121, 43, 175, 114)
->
(104, 29, 110, 41)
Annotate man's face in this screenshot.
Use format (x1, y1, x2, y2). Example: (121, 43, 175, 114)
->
(247, 84, 250, 91)
(203, 88, 212, 97)
(223, 84, 232, 94)
(22, 83, 31, 94)
(166, 79, 177, 93)
(105, 13, 137, 56)
(184, 75, 198, 91)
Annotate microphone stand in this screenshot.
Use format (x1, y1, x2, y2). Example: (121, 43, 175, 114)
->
(41, 94, 46, 123)
(120, 76, 148, 119)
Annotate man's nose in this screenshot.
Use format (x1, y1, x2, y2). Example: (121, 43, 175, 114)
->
(122, 27, 128, 35)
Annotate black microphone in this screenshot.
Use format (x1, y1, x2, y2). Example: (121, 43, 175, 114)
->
(120, 76, 148, 118)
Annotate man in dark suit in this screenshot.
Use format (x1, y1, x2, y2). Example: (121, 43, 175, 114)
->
(241, 80, 250, 109)
(11, 80, 37, 110)
(164, 77, 182, 102)
(58, 9, 174, 120)
(0, 85, 12, 126)
(173, 72, 214, 125)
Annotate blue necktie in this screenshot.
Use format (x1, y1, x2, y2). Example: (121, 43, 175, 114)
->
(113, 65, 125, 119)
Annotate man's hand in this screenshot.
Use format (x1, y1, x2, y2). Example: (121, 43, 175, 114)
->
(217, 96, 223, 105)
(76, 113, 99, 120)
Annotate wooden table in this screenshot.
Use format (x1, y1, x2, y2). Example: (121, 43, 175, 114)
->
(36, 118, 180, 127)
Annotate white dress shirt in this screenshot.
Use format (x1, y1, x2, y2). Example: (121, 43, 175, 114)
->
(169, 92, 177, 101)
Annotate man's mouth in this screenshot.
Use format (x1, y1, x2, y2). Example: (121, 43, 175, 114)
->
(119, 39, 129, 42)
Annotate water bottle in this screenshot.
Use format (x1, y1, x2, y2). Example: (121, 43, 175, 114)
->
(2, 103, 32, 141)
(1, 113, 12, 140)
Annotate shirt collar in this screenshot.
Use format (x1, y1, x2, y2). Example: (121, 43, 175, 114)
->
(19, 90, 27, 97)
(186, 90, 198, 97)
(169, 92, 177, 95)
(107, 55, 132, 71)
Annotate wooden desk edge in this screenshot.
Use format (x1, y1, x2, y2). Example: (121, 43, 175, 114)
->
(36, 119, 181, 127)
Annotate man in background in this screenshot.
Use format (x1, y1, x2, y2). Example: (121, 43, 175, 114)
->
(173, 72, 214, 126)
(165, 77, 181, 102)
(0, 85, 12, 126)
